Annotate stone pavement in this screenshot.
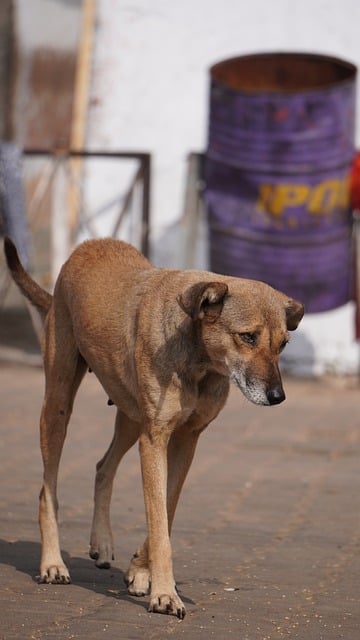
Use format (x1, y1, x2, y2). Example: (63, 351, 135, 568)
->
(0, 362, 360, 640)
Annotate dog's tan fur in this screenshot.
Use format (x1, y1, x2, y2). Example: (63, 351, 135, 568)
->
(4, 237, 303, 618)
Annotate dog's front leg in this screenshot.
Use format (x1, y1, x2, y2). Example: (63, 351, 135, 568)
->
(139, 429, 186, 619)
(125, 428, 201, 598)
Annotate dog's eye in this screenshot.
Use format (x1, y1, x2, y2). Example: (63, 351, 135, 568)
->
(239, 332, 257, 346)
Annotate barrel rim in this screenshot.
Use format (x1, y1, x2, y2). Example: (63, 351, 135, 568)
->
(210, 51, 357, 96)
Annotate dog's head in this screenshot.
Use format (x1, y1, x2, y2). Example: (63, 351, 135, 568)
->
(178, 279, 304, 406)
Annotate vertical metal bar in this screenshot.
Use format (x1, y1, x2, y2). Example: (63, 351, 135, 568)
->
(141, 154, 151, 257)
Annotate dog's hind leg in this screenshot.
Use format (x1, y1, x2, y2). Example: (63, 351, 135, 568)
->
(89, 409, 139, 568)
(39, 308, 87, 584)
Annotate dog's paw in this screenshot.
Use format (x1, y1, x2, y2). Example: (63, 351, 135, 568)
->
(148, 592, 186, 619)
(89, 542, 114, 569)
(124, 565, 151, 596)
(39, 564, 71, 584)
(124, 548, 151, 596)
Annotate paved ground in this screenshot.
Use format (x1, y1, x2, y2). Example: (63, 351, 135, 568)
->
(0, 359, 360, 639)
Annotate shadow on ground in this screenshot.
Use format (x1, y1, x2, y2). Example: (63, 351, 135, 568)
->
(0, 538, 194, 613)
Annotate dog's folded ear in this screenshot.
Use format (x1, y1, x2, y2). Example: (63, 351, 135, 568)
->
(285, 298, 304, 331)
(177, 281, 228, 322)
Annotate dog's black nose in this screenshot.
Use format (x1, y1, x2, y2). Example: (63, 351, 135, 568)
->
(267, 386, 285, 405)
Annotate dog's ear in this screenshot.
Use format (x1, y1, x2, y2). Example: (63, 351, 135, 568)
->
(285, 298, 304, 330)
(177, 281, 228, 322)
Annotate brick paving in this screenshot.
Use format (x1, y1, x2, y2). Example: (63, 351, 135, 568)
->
(0, 362, 360, 639)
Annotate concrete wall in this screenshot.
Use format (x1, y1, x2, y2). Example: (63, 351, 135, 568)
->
(12, 0, 81, 148)
(7, 0, 354, 375)
(87, 0, 360, 376)
(88, 1, 360, 224)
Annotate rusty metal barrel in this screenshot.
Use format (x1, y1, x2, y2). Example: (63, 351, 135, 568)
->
(205, 52, 357, 312)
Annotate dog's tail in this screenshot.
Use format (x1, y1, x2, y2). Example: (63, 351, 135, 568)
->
(4, 237, 52, 319)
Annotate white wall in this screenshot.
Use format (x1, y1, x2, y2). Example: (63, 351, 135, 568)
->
(87, 0, 360, 375)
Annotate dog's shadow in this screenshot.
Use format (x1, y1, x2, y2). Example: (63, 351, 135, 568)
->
(0, 539, 194, 611)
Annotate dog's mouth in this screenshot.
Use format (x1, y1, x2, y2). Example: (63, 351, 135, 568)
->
(230, 371, 269, 405)
(230, 371, 285, 406)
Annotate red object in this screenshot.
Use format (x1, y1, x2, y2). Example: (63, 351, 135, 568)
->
(350, 152, 360, 210)
(352, 152, 360, 339)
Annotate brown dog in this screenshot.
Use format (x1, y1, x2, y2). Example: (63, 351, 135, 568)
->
(4, 237, 303, 618)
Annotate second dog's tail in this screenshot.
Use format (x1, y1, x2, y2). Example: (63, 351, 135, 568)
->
(4, 237, 52, 319)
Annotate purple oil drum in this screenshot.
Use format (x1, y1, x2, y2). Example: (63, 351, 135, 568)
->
(205, 53, 357, 312)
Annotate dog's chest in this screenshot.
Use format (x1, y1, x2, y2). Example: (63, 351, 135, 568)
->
(166, 371, 208, 425)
